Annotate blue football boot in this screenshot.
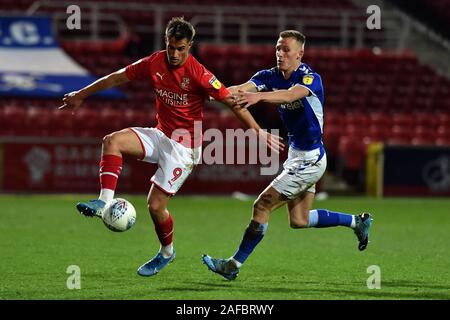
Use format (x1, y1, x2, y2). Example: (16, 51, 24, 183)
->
(137, 251, 176, 277)
(76, 199, 106, 218)
(354, 212, 373, 251)
(202, 255, 239, 280)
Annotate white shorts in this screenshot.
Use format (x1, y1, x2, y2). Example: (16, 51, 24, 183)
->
(270, 145, 327, 200)
(130, 127, 202, 195)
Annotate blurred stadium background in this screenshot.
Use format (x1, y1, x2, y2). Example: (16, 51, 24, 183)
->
(0, 0, 449, 196)
(1, 0, 449, 300)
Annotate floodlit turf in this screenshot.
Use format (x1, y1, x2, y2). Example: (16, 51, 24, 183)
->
(1, 194, 449, 300)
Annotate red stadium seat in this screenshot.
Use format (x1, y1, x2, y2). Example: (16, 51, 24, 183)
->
(368, 112, 391, 128)
(437, 113, 449, 127)
(413, 112, 439, 128)
(324, 111, 345, 127)
(50, 108, 75, 137)
(2, 105, 27, 135)
(436, 125, 449, 139)
(411, 137, 434, 146)
(435, 137, 450, 146)
(392, 113, 413, 127)
(24, 106, 52, 136)
(337, 136, 366, 170)
(366, 124, 387, 142)
(73, 108, 101, 137)
(323, 123, 341, 156)
(344, 112, 370, 127)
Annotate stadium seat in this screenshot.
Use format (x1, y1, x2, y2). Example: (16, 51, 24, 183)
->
(366, 124, 387, 142)
(337, 136, 366, 170)
(49, 108, 75, 137)
(368, 112, 392, 128)
(392, 113, 413, 127)
(413, 112, 439, 128)
(2, 105, 27, 135)
(437, 113, 449, 127)
(435, 136, 450, 146)
(436, 125, 449, 140)
(344, 112, 369, 127)
(323, 124, 341, 156)
(24, 106, 52, 136)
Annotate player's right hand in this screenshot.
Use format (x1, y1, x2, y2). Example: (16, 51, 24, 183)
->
(59, 91, 84, 114)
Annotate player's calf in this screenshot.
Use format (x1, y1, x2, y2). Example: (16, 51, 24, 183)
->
(289, 215, 309, 228)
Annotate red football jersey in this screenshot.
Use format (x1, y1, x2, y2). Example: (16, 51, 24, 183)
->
(125, 50, 230, 148)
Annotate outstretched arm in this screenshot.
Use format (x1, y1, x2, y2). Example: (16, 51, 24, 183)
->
(235, 85, 310, 108)
(227, 81, 258, 94)
(59, 68, 130, 113)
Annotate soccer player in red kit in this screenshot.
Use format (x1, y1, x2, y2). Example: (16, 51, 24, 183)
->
(60, 17, 283, 277)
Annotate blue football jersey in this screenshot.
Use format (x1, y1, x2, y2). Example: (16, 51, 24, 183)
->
(249, 63, 324, 151)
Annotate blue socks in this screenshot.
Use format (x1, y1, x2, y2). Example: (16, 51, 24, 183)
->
(233, 220, 268, 265)
(232, 210, 353, 267)
(308, 209, 353, 228)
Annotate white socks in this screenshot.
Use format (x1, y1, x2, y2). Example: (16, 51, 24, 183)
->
(350, 215, 356, 228)
(231, 258, 242, 268)
(99, 188, 114, 203)
(160, 244, 174, 258)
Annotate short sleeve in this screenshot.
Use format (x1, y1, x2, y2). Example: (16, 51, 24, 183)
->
(125, 56, 152, 81)
(295, 73, 321, 97)
(197, 65, 230, 101)
(249, 69, 272, 92)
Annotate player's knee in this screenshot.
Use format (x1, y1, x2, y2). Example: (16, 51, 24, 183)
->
(253, 199, 271, 221)
(102, 133, 117, 151)
(147, 200, 164, 215)
(252, 199, 264, 214)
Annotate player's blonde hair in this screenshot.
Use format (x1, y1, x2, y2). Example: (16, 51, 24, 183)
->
(279, 30, 306, 46)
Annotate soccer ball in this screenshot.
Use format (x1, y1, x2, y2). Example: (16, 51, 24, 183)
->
(101, 198, 136, 232)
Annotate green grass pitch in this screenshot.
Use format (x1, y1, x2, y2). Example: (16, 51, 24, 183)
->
(1, 194, 449, 300)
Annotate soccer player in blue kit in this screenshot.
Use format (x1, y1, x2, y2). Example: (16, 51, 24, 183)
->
(202, 30, 373, 280)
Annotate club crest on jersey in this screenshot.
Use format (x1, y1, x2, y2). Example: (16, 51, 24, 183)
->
(302, 74, 314, 85)
(209, 76, 222, 90)
(181, 77, 190, 89)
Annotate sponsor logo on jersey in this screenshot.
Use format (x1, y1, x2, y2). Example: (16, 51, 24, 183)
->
(302, 74, 314, 85)
(155, 88, 188, 106)
(208, 76, 222, 90)
(280, 100, 304, 110)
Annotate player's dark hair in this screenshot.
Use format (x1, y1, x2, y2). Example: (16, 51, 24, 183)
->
(279, 30, 306, 45)
(165, 16, 195, 42)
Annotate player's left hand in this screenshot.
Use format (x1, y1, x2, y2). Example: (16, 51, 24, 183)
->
(234, 90, 260, 108)
(59, 91, 84, 114)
